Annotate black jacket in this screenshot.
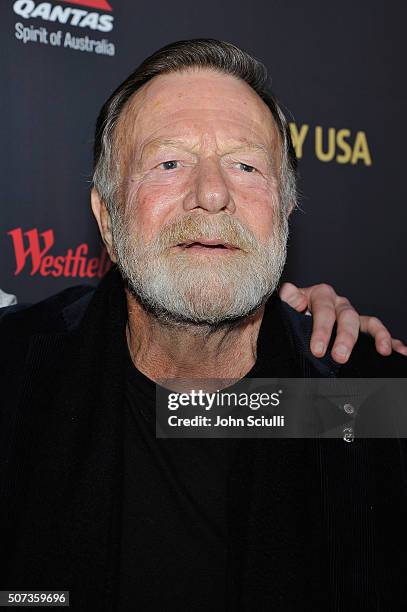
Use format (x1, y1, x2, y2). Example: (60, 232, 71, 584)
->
(1, 265, 407, 611)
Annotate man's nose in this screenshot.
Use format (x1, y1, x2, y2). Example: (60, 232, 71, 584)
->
(183, 157, 236, 214)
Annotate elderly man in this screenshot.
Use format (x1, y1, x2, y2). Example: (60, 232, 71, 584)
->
(1, 39, 407, 611)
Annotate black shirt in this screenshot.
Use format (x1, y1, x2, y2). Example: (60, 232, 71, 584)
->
(117, 344, 241, 611)
(116, 295, 300, 611)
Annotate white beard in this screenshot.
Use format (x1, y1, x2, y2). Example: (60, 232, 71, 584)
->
(111, 208, 288, 327)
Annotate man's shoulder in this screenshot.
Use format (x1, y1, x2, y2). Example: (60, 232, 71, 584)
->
(0, 283, 96, 337)
(342, 331, 407, 376)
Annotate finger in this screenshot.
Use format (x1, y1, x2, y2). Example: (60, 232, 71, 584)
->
(330, 303, 361, 363)
(392, 339, 407, 356)
(279, 282, 308, 311)
(307, 285, 339, 357)
(360, 316, 393, 355)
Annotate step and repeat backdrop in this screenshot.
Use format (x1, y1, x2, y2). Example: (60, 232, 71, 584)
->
(2, 0, 406, 336)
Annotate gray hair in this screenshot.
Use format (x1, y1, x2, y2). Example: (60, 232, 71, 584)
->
(92, 38, 298, 216)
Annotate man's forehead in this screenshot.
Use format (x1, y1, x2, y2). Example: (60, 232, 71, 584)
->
(122, 69, 275, 126)
(114, 69, 282, 162)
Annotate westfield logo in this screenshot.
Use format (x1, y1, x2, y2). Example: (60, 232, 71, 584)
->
(8, 228, 112, 278)
(62, 0, 112, 10)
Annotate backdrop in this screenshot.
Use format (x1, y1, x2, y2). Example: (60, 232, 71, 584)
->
(2, 0, 406, 337)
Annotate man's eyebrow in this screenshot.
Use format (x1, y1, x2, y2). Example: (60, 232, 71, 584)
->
(140, 138, 197, 158)
(226, 141, 272, 157)
(139, 138, 273, 162)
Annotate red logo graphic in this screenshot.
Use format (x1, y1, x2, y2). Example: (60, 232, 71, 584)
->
(62, 0, 112, 11)
(8, 228, 112, 278)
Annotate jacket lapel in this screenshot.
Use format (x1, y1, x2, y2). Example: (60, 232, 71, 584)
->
(4, 267, 127, 612)
(227, 296, 327, 610)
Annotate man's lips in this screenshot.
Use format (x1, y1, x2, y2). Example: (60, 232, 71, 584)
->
(175, 239, 239, 250)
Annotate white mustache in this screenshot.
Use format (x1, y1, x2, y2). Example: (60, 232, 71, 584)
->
(151, 213, 259, 253)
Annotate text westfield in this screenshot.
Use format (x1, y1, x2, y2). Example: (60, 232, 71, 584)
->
(7, 228, 111, 278)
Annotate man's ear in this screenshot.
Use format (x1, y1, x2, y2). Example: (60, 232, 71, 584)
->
(91, 187, 117, 263)
(287, 201, 295, 218)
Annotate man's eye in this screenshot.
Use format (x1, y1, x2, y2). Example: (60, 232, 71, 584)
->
(238, 162, 256, 173)
(159, 160, 179, 170)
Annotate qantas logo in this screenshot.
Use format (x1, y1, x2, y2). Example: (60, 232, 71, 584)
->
(61, 0, 112, 10)
(13, 0, 114, 32)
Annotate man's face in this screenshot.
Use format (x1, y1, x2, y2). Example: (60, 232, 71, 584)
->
(110, 68, 289, 325)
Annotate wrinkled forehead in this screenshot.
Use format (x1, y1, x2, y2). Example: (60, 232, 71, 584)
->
(113, 68, 282, 171)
